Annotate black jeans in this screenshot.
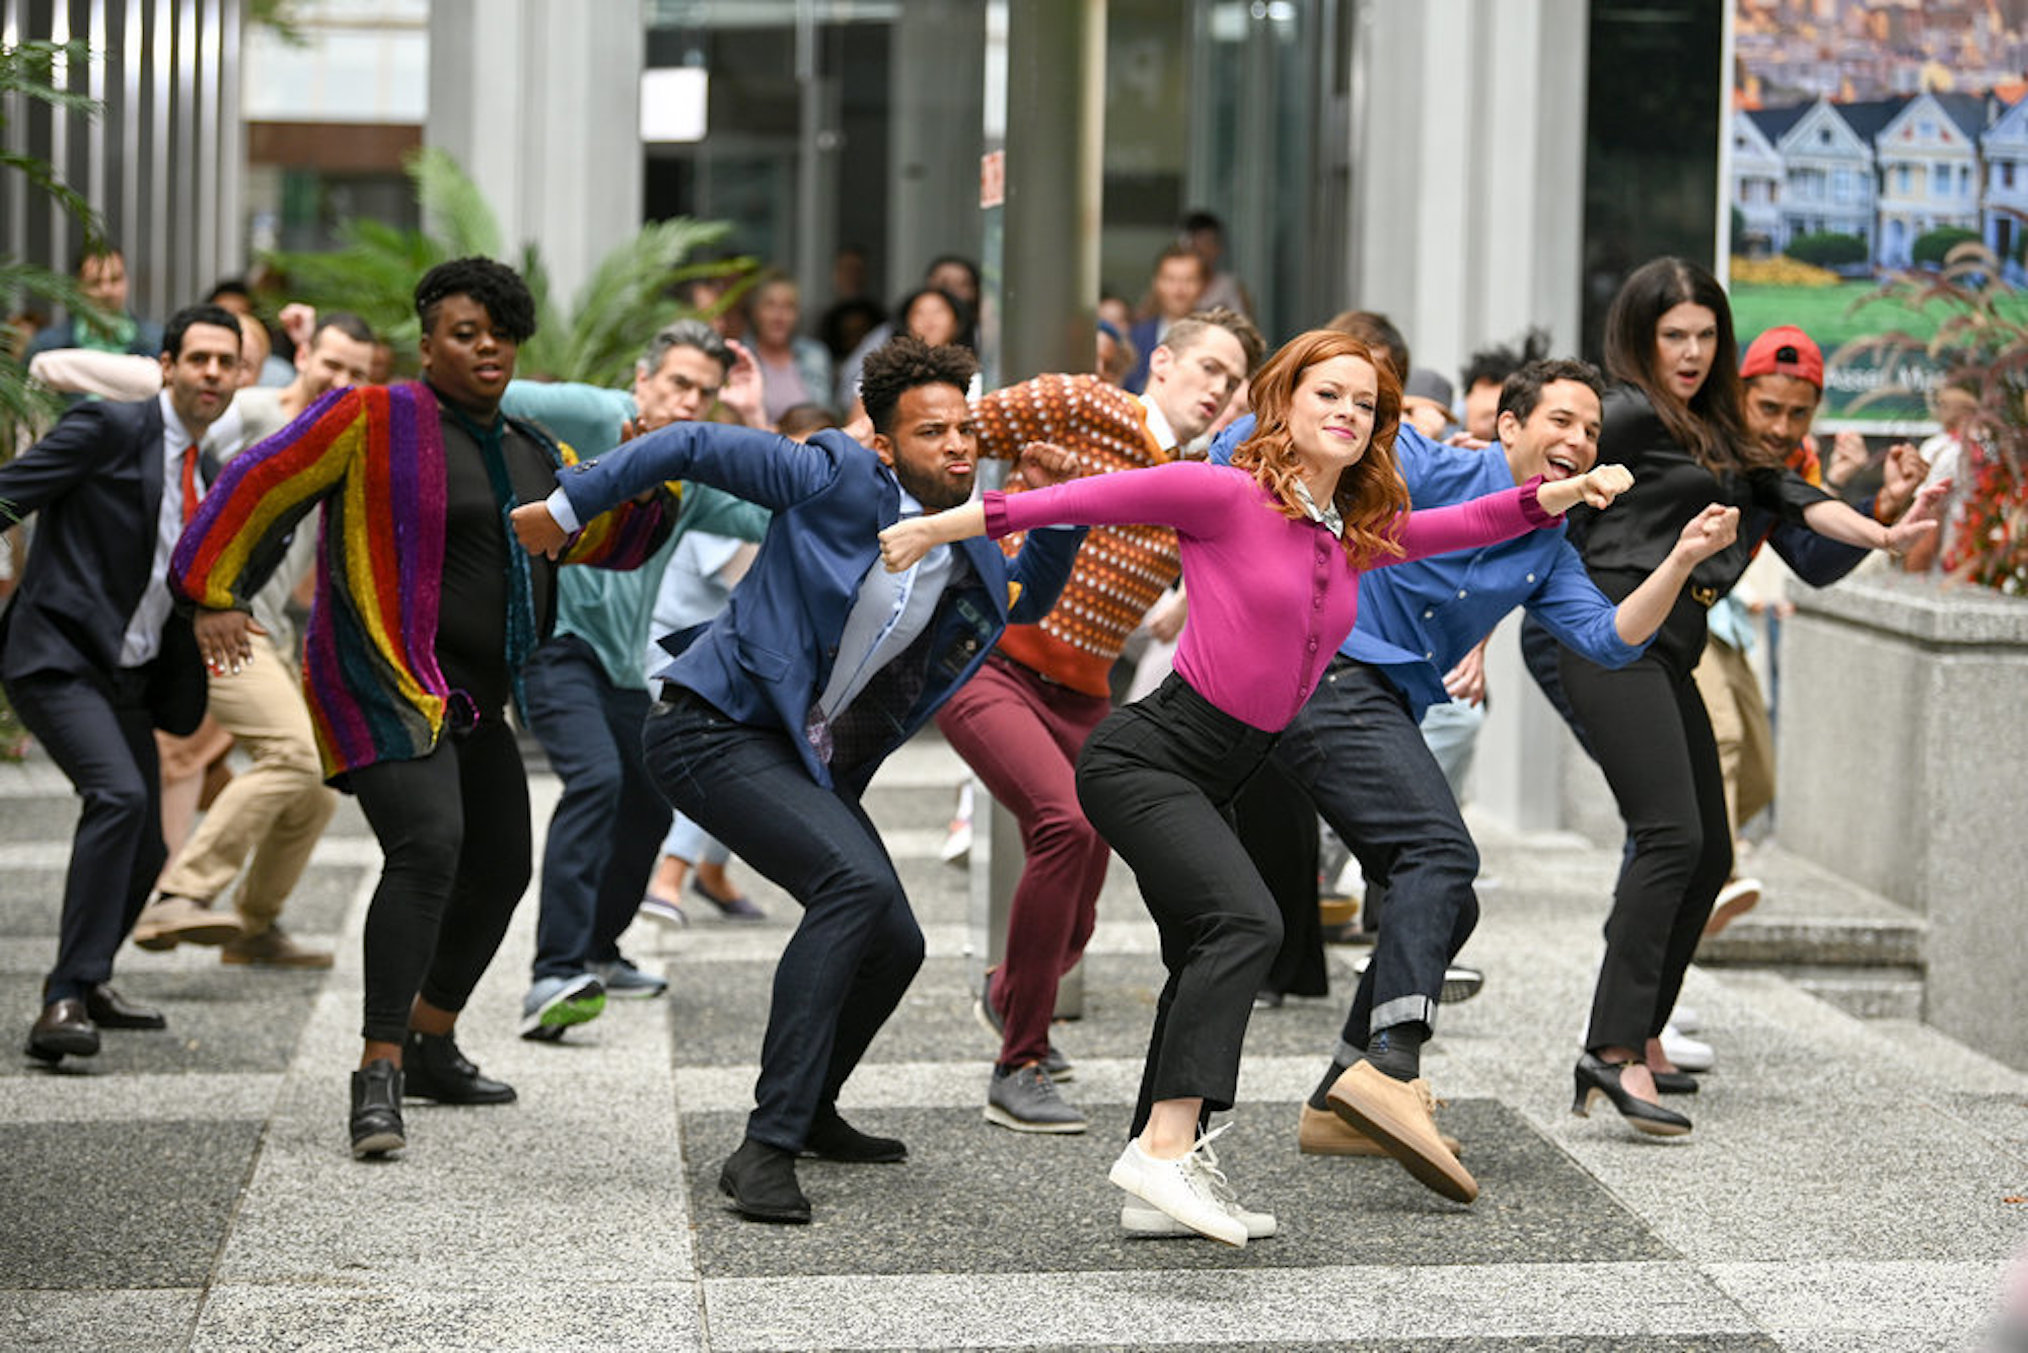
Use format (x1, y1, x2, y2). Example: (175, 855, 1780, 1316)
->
(349, 714, 532, 1044)
(521, 636, 669, 982)
(1074, 674, 1281, 1137)
(644, 688, 924, 1154)
(1523, 607, 1731, 1053)
(7, 669, 164, 1004)
(1258, 657, 1480, 1055)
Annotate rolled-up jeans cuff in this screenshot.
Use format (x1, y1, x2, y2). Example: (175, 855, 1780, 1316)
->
(1370, 994, 1437, 1039)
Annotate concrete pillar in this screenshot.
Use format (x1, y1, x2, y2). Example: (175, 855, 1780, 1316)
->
(427, 0, 643, 308)
(967, 0, 1106, 1019)
(1343, 0, 1591, 834)
(888, 0, 987, 298)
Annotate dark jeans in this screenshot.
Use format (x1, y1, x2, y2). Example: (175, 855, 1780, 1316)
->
(349, 714, 532, 1044)
(1549, 611, 1731, 1054)
(522, 636, 670, 982)
(1260, 657, 1480, 1054)
(7, 669, 164, 1004)
(644, 688, 925, 1154)
(1074, 674, 1281, 1138)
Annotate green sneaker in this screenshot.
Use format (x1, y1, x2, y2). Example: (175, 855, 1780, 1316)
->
(517, 973, 606, 1042)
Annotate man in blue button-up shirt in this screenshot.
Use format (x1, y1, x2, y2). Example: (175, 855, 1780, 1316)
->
(1213, 357, 1737, 1203)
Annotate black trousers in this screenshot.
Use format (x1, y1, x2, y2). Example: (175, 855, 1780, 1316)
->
(643, 688, 924, 1154)
(1075, 674, 1281, 1137)
(1525, 605, 1731, 1053)
(1230, 757, 1327, 1000)
(348, 715, 532, 1044)
(7, 668, 164, 1004)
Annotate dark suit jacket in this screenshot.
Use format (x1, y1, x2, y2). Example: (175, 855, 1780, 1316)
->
(0, 397, 207, 733)
(1123, 317, 1161, 395)
(556, 422, 1085, 794)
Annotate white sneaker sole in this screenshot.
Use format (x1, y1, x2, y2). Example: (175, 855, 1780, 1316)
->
(1120, 1203, 1275, 1239)
(983, 1103, 1087, 1134)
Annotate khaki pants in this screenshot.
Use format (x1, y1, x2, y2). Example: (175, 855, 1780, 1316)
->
(1691, 636, 1774, 842)
(155, 635, 337, 932)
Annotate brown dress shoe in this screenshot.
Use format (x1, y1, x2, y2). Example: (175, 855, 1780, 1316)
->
(1298, 1102, 1463, 1158)
(27, 999, 99, 1062)
(84, 983, 167, 1029)
(1326, 1061, 1479, 1204)
(131, 896, 244, 951)
(221, 925, 334, 969)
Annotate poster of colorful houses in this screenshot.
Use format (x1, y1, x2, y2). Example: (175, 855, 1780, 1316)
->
(1729, 0, 2028, 428)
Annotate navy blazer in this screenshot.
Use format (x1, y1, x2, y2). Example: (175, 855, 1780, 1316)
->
(0, 397, 207, 733)
(557, 422, 1084, 792)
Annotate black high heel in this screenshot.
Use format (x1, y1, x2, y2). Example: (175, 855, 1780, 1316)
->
(1572, 1054, 1693, 1137)
(1652, 1069, 1698, 1096)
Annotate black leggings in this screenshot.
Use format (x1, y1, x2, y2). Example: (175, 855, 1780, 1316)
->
(1554, 615, 1732, 1054)
(349, 716, 532, 1044)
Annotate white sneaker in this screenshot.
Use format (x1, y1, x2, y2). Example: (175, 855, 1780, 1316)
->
(1660, 1023, 1714, 1072)
(1121, 1198, 1276, 1239)
(1670, 1004, 1703, 1036)
(1107, 1125, 1250, 1246)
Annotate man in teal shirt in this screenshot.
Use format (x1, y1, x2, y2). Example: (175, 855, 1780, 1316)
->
(507, 320, 767, 1038)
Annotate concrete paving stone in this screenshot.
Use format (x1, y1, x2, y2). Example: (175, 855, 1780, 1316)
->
(0, 1118, 261, 1288)
(682, 1101, 1671, 1280)
(0, 1289, 199, 1353)
(0, 795, 85, 843)
(0, 868, 66, 938)
(1, 968, 317, 1078)
(660, 953, 1366, 1071)
(699, 1262, 1752, 1350)
(1706, 1259, 2006, 1348)
(0, 1071, 279, 1124)
(956, 1343, 1778, 1353)
(191, 1281, 704, 1353)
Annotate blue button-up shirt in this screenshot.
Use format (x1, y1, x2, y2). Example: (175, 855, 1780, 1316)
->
(1210, 418, 1644, 719)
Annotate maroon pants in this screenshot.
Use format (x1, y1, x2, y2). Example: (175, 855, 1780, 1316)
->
(935, 655, 1113, 1068)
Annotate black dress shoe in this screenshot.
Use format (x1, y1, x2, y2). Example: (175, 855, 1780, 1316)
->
(84, 983, 167, 1030)
(720, 1137, 812, 1223)
(350, 1059, 406, 1157)
(401, 1030, 517, 1104)
(802, 1108, 907, 1163)
(1571, 1053, 1692, 1137)
(1652, 1069, 1699, 1096)
(26, 999, 99, 1063)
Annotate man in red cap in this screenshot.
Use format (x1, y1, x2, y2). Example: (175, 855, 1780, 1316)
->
(1696, 325, 1928, 935)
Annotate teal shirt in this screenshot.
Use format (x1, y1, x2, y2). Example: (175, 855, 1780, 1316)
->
(503, 380, 669, 690)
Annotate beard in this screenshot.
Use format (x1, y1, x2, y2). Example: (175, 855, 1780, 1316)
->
(893, 457, 972, 512)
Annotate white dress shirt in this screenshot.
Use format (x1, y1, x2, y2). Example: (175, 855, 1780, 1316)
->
(117, 392, 203, 668)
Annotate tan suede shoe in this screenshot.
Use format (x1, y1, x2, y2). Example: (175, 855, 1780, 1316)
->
(1325, 1061, 1479, 1203)
(131, 895, 244, 951)
(1298, 1102, 1462, 1158)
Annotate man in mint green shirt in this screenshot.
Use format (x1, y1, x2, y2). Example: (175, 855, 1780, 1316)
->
(508, 320, 768, 1039)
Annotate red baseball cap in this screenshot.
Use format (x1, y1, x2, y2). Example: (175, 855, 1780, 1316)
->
(1739, 325, 1824, 389)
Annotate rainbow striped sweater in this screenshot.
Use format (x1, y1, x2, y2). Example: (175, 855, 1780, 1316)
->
(171, 381, 671, 783)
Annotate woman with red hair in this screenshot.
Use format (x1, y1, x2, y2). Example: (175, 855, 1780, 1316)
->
(880, 330, 1632, 1244)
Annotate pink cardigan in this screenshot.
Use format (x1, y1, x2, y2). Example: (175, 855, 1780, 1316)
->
(985, 460, 1554, 730)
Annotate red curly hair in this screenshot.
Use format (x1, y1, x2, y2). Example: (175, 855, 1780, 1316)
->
(1231, 330, 1412, 566)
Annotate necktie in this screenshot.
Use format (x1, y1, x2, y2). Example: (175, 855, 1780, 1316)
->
(180, 445, 201, 526)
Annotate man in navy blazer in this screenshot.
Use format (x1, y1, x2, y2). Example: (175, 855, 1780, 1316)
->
(513, 335, 1084, 1224)
(0, 304, 241, 1063)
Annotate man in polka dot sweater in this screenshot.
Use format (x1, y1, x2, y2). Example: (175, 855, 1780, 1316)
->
(942, 307, 1263, 1134)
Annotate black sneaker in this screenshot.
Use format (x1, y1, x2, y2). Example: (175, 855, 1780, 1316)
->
(350, 1060, 405, 1157)
(984, 1062, 1088, 1134)
(402, 1030, 517, 1104)
(975, 968, 1074, 1081)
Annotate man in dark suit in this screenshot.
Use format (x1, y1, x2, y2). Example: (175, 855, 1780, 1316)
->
(0, 303, 240, 1062)
(511, 335, 1085, 1225)
(25, 245, 165, 360)
(1123, 245, 1208, 395)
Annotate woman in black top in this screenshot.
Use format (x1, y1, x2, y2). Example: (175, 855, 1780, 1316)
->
(1528, 258, 1940, 1136)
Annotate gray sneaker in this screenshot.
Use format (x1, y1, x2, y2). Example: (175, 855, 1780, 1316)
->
(975, 968, 1074, 1081)
(984, 1062, 1087, 1134)
(518, 973, 606, 1041)
(591, 957, 668, 1000)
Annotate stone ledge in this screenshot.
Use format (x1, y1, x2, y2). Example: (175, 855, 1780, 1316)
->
(1792, 572, 2028, 646)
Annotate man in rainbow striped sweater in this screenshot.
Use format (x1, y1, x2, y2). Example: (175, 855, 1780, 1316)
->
(173, 258, 676, 1160)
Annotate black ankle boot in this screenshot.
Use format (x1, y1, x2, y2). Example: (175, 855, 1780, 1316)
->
(402, 1030, 517, 1104)
(350, 1059, 406, 1158)
(803, 1108, 907, 1163)
(719, 1137, 812, 1223)
(1572, 1053, 1692, 1137)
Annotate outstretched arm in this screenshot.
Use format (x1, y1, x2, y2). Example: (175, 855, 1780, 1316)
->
(1800, 479, 1949, 559)
(878, 440, 1081, 572)
(1609, 505, 1740, 644)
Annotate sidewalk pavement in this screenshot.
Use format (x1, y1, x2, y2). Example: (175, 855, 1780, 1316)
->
(2, 732, 2023, 1352)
